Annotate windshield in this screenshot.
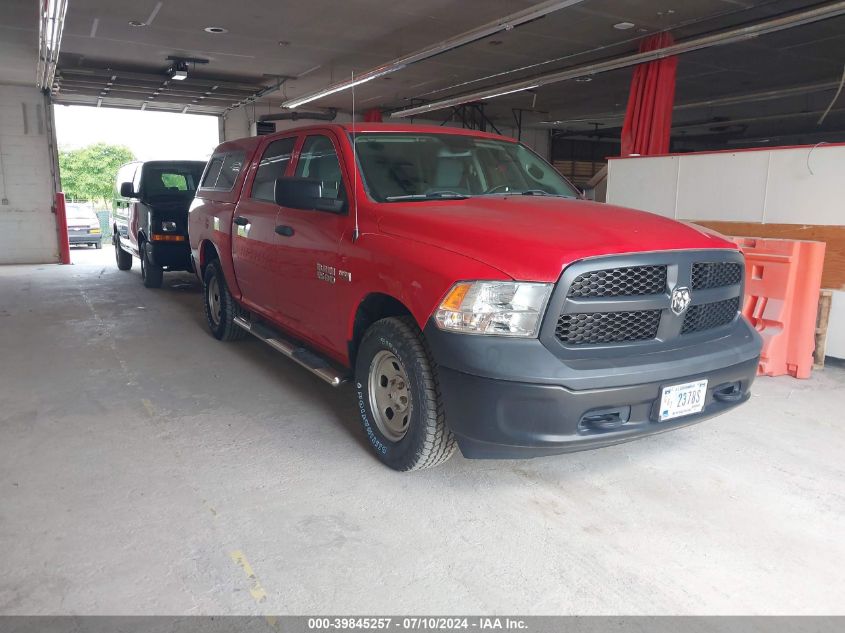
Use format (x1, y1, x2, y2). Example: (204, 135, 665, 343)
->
(142, 164, 205, 197)
(352, 133, 579, 202)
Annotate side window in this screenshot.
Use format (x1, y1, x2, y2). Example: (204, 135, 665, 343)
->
(251, 137, 296, 202)
(295, 135, 345, 201)
(201, 155, 224, 189)
(216, 152, 245, 191)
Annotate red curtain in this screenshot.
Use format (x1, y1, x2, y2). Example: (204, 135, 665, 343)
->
(363, 108, 383, 122)
(620, 32, 678, 156)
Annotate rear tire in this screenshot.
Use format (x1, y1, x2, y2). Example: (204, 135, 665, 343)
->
(203, 260, 247, 341)
(140, 241, 164, 288)
(354, 316, 456, 471)
(114, 236, 132, 270)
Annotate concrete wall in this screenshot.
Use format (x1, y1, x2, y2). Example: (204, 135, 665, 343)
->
(0, 84, 59, 264)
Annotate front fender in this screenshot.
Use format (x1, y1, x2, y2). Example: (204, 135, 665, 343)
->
(339, 233, 511, 342)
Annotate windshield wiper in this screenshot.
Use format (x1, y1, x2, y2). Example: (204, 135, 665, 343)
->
(479, 189, 569, 197)
(385, 192, 471, 201)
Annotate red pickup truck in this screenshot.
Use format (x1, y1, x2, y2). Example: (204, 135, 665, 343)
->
(188, 124, 761, 471)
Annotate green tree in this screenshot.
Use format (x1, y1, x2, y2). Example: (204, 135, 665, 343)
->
(59, 143, 135, 207)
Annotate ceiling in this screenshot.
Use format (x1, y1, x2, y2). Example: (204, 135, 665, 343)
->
(4, 0, 845, 146)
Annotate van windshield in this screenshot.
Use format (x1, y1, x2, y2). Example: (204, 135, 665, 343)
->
(352, 133, 579, 202)
(142, 164, 205, 197)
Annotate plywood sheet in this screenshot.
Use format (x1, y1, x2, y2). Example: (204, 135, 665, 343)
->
(694, 221, 845, 290)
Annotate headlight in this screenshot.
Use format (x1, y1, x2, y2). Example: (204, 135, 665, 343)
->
(161, 220, 178, 232)
(88, 223, 101, 233)
(434, 281, 552, 337)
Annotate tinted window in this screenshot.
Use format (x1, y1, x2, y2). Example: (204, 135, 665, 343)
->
(295, 136, 345, 201)
(162, 174, 188, 190)
(216, 152, 245, 191)
(251, 137, 296, 202)
(142, 165, 204, 197)
(201, 156, 224, 189)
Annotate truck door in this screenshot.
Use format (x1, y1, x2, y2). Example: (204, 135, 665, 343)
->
(270, 133, 349, 352)
(231, 135, 298, 322)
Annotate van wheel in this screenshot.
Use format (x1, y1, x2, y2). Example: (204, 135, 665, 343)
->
(203, 260, 246, 341)
(354, 316, 456, 471)
(140, 242, 163, 288)
(114, 236, 132, 270)
(95, 241, 102, 250)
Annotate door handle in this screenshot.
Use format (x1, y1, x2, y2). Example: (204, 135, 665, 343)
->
(233, 216, 249, 226)
(275, 225, 295, 237)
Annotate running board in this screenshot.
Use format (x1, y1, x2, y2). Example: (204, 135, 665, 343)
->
(233, 316, 348, 387)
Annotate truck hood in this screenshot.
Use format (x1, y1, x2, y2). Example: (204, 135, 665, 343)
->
(376, 196, 736, 282)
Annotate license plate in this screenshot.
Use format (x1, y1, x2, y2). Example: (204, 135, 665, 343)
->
(659, 379, 708, 421)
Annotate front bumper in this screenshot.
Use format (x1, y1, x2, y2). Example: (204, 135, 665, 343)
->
(424, 318, 761, 459)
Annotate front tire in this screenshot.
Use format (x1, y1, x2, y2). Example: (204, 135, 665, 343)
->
(354, 316, 456, 471)
(114, 236, 132, 270)
(203, 260, 246, 341)
(95, 241, 102, 250)
(140, 241, 163, 288)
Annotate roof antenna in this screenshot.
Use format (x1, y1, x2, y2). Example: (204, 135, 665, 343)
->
(351, 70, 360, 242)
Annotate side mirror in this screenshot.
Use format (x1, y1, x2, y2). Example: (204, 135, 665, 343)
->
(119, 182, 135, 198)
(274, 177, 346, 214)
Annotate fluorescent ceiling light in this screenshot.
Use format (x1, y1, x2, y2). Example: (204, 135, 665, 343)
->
(282, 72, 387, 109)
(483, 85, 538, 100)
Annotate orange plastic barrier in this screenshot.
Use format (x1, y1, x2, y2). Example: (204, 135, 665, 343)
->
(731, 237, 826, 378)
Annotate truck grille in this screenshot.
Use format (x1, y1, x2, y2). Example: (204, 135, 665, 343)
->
(568, 265, 666, 297)
(549, 251, 744, 350)
(681, 296, 740, 334)
(556, 310, 661, 345)
(691, 262, 743, 289)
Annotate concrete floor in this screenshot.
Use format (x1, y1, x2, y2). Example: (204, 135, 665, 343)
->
(1, 246, 844, 615)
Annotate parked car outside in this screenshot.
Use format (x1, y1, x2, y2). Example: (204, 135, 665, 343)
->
(112, 160, 206, 287)
(188, 123, 762, 471)
(65, 202, 102, 248)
